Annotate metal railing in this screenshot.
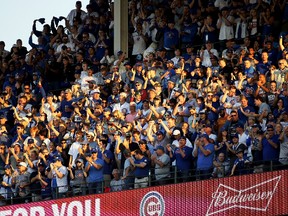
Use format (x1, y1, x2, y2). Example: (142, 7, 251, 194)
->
(0, 158, 287, 206)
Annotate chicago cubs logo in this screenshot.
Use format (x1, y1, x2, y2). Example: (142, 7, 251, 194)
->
(140, 191, 165, 216)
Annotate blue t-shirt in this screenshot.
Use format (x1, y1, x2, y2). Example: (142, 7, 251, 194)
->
(58, 99, 73, 118)
(134, 156, 149, 177)
(86, 158, 105, 183)
(102, 149, 114, 175)
(164, 28, 179, 50)
(262, 135, 280, 161)
(238, 106, 255, 124)
(181, 24, 198, 44)
(171, 146, 193, 171)
(41, 177, 52, 199)
(196, 143, 215, 170)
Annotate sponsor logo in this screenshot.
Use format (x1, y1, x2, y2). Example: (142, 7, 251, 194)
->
(140, 191, 165, 216)
(206, 176, 281, 216)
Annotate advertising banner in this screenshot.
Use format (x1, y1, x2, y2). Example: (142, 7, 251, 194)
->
(0, 170, 287, 216)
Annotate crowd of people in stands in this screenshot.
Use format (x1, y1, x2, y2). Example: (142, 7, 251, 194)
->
(0, 0, 288, 205)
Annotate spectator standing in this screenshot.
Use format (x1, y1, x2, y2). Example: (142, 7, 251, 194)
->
(98, 138, 114, 188)
(48, 157, 68, 199)
(193, 134, 215, 180)
(129, 149, 149, 189)
(68, 130, 83, 167)
(151, 146, 170, 185)
(217, 7, 235, 51)
(85, 148, 104, 194)
(262, 124, 280, 169)
(163, 21, 179, 58)
(1, 165, 14, 204)
(279, 125, 288, 166)
(122, 149, 134, 190)
(67, 1, 87, 26)
(167, 136, 193, 182)
(12, 162, 30, 204)
(68, 158, 87, 196)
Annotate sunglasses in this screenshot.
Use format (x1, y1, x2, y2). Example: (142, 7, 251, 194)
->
(231, 115, 237, 117)
(76, 161, 82, 163)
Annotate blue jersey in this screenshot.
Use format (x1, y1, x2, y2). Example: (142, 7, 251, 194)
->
(234, 155, 250, 175)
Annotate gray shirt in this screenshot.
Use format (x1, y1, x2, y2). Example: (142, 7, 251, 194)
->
(279, 134, 288, 165)
(154, 153, 170, 180)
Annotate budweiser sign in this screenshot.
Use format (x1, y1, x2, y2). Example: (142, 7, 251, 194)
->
(206, 176, 282, 215)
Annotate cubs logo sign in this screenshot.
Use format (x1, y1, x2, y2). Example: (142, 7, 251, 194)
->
(140, 191, 165, 216)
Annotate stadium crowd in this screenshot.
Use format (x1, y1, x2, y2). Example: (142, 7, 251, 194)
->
(0, 0, 288, 204)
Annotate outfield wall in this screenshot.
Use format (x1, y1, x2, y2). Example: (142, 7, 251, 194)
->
(0, 170, 287, 216)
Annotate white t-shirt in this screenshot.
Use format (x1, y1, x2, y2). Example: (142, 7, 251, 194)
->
(201, 49, 219, 67)
(132, 31, 146, 55)
(52, 165, 68, 193)
(68, 141, 81, 166)
(43, 102, 58, 122)
(218, 16, 234, 40)
(112, 102, 130, 114)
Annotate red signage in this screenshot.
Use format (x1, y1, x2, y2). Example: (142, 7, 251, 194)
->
(0, 170, 287, 216)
